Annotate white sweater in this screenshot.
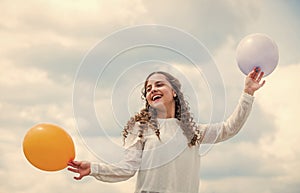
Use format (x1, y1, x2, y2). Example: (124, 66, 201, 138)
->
(90, 92, 254, 193)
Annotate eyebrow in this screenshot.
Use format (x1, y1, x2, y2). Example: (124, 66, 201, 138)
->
(146, 80, 164, 87)
(146, 81, 163, 91)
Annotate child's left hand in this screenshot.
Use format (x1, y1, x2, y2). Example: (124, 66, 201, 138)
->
(244, 67, 266, 96)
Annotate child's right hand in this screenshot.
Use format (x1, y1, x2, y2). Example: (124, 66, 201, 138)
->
(67, 160, 91, 180)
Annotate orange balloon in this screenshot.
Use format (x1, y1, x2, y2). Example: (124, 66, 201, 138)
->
(23, 123, 75, 171)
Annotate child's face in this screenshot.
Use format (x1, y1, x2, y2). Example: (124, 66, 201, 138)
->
(145, 73, 176, 115)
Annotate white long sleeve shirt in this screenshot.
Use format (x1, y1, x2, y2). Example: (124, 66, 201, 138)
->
(90, 92, 254, 193)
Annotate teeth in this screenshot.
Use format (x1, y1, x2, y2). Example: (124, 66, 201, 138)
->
(152, 95, 161, 101)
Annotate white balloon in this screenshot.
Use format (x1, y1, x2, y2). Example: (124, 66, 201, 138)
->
(236, 33, 279, 76)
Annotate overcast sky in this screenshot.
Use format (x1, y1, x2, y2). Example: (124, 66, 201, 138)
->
(1, 0, 300, 193)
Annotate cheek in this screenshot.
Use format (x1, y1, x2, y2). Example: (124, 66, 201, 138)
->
(163, 89, 173, 99)
(145, 93, 151, 103)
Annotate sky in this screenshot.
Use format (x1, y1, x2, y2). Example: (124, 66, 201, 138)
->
(1, 0, 300, 193)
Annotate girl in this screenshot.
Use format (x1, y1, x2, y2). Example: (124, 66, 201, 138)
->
(68, 68, 265, 193)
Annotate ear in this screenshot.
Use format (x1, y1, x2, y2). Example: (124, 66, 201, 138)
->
(172, 90, 177, 98)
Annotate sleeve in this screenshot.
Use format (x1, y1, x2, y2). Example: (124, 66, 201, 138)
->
(199, 92, 254, 144)
(89, 128, 144, 182)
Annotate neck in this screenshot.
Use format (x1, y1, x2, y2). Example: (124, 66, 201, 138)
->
(156, 106, 175, 119)
(157, 113, 174, 119)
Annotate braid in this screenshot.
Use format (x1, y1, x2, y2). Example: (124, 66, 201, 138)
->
(175, 91, 201, 146)
(148, 107, 160, 140)
(122, 107, 160, 145)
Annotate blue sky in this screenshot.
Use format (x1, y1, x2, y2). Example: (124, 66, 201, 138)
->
(1, 1, 300, 193)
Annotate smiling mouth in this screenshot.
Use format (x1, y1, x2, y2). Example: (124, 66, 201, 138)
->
(152, 95, 162, 101)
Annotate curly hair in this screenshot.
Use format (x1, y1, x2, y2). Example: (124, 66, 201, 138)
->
(122, 71, 202, 146)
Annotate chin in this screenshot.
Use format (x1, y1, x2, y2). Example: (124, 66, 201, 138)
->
(149, 103, 167, 112)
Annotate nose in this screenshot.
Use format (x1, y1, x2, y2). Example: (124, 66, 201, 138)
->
(150, 86, 158, 94)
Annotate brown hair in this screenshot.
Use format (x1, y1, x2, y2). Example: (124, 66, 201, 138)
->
(122, 71, 201, 146)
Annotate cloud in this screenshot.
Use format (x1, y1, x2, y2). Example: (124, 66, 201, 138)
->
(1, 0, 300, 193)
(0, 133, 136, 193)
(257, 64, 300, 182)
(200, 63, 300, 192)
(245, 1, 300, 66)
(142, 0, 261, 49)
(0, 0, 147, 36)
(0, 0, 148, 84)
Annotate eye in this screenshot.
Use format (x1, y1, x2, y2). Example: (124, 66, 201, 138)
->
(156, 82, 163, 87)
(146, 86, 151, 93)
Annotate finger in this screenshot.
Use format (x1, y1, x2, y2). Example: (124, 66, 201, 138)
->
(248, 69, 256, 79)
(260, 80, 266, 88)
(257, 71, 264, 82)
(74, 175, 83, 180)
(67, 161, 78, 168)
(253, 67, 261, 79)
(70, 160, 81, 167)
(67, 167, 79, 173)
